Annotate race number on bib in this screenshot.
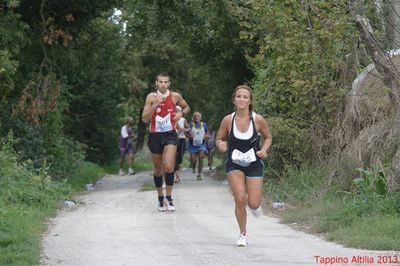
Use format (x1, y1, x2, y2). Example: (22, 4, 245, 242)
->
(231, 148, 256, 167)
(155, 114, 173, 132)
(193, 131, 203, 146)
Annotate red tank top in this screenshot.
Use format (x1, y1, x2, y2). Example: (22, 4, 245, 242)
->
(150, 92, 176, 133)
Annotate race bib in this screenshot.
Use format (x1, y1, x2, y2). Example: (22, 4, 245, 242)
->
(155, 114, 173, 132)
(193, 131, 203, 146)
(231, 148, 256, 167)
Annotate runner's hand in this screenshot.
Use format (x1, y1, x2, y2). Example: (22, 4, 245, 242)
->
(173, 111, 183, 121)
(154, 94, 165, 105)
(256, 149, 268, 159)
(217, 141, 228, 153)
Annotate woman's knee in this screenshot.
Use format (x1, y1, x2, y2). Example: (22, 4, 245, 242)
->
(248, 199, 261, 210)
(234, 196, 246, 208)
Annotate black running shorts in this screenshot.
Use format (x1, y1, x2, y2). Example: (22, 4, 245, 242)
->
(148, 131, 178, 154)
(225, 159, 264, 179)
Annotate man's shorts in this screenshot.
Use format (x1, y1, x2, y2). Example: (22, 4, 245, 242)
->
(225, 159, 264, 179)
(120, 143, 135, 157)
(148, 131, 178, 154)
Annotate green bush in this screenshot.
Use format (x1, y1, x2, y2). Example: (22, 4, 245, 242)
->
(0, 132, 71, 208)
(0, 133, 106, 265)
(264, 117, 310, 178)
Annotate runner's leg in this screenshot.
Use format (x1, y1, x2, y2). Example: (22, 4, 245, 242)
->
(228, 171, 247, 234)
(197, 151, 205, 175)
(151, 153, 164, 197)
(163, 144, 177, 196)
(190, 153, 197, 173)
(246, 178, 263, 209)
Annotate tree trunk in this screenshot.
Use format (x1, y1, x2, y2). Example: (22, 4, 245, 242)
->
(387, 0, 400, 49)
(355, 14, 400, 105)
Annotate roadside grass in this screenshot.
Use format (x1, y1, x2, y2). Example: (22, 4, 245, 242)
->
(0, 206, 56, 266)
(328, 215, 400, 250)
(0, 155, 105, 266)
(139, 183, 156, 192)
(67, 161, 106, 190)
(265, 166, 400, 250)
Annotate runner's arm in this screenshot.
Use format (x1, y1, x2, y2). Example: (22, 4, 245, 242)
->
(255, 115, 272, 159)
(183, 119, 190, 132)
(175, 93, 190, 116)
(216, 116, 230, 153)
(142, 94, 157, 123)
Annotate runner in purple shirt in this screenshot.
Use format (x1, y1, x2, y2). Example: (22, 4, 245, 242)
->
(119, 117, 136, 175)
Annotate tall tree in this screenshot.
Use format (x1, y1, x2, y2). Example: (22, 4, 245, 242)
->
(121, 0, 252, 149)
(1, 0, 124, 170)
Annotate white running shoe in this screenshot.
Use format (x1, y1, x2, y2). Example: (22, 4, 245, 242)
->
(249, 206, 263, 218)
(128, 168, 136, 175)
(165, 199, 176, 211)
(118, 169, 125, 176)
(158, 202, 166, 212)
(236, 233, 248, 247)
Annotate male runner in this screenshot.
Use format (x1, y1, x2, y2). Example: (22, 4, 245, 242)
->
(142, 72, 190, 211)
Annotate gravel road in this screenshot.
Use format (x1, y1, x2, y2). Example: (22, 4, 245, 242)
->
(41, 169, 397, 266)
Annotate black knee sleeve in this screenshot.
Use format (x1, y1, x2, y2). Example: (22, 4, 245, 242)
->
(154, 175, 163, 188)
(165, 172, 175, 186)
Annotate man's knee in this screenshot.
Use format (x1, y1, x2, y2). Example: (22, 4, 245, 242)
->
(164, 164, 174, 173)
(153, 169, 163, 176)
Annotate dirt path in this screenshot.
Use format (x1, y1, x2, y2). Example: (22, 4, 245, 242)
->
(41, 169, 395, 266)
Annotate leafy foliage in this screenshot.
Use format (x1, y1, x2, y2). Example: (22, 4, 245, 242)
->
(266, 117, 310, 178)
(225, 0, 360, 169)
(1, 0, 125, 166)
(59, 16, 127, 164)
(0, 4, 28, 101)
(122, 0, 253, 136)
(351, 166, 388, 199)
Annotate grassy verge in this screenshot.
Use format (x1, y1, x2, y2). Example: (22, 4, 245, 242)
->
(329, 215, 400, 250)
(139, 183, 156, 192)
(0, 206, 56, 265)
(265, 166, 400, 250)
(67, 161, 106, 190)
(0, 155, 105, 265)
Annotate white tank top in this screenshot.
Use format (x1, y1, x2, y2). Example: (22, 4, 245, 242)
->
(177, 118, 186, 139)
(231, 112, 256, 140)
